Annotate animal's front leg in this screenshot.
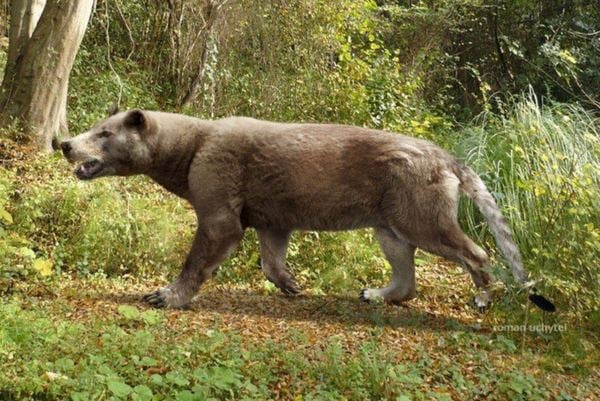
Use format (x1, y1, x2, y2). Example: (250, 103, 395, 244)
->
(144, 214, 243, 308)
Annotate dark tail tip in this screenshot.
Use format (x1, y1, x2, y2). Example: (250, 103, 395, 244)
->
(529, 294, 556, 312)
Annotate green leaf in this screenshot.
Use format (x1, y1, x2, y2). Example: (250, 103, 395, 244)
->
(70, 392, 89, 401)
(262, 280, 277, 294)
(54, 357, 75, 372)
(150, 374, 163, 385)
(139, 356, 158, 367)
(132, 385, 153, 401)
(0, 207, 13, 224)
(140, 309, 160, 325)
(117, 305, 140, 320)
(414, 257, 427, 266)
(166, 371, 190, 387)
(175, 390, 201, 401)
(17, 247, 35, 258)
(107, 380, 132, 398)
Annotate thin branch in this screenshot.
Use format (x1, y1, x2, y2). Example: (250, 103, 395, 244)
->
(490, 0, 511, 81)
(113, 0, 135, 60)
(178, 0, 229, 108)
(566, 29, 600, 37)
(102, 0, 123, 107)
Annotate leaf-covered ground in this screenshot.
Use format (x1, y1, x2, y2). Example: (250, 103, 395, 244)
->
(1, 262, 597, 401)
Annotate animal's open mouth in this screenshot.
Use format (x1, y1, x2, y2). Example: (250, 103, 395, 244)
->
(75, 159, 104, 180)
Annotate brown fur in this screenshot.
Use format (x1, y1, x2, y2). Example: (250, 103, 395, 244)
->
(61, 109, 544, 310)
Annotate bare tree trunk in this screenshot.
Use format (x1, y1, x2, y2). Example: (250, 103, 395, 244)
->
(0, 0, 94, 151)
(2, 0, 46, 88)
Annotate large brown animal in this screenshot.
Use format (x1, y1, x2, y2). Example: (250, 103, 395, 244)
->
(61, 109, 554, 311)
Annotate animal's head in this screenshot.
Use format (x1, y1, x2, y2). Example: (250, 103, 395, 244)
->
(61, 109, 155, 180)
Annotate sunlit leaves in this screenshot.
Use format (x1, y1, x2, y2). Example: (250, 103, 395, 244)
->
(33, 258, 53, 277)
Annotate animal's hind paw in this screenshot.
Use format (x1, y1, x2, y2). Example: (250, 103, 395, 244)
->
(266, 271, 301, 296)
(470, 295, 490, 313)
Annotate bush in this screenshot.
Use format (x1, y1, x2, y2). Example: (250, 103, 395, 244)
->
(455, 93, 600, 317)
(0, 147, 194, 279)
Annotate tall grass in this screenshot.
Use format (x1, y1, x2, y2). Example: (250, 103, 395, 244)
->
(455, 93, 600, 316)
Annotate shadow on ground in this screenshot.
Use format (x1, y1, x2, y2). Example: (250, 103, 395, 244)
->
(99, 287, 480, 334)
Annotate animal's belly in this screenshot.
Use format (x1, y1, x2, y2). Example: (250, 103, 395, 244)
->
(240, 200, 383, 231)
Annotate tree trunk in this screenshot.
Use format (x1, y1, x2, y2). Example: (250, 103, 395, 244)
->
(3, 0, 46, 87)
(0, 0, 94, 151)
(178, 0, 227, 108)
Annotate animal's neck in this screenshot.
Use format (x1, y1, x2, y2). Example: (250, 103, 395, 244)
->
(146, 118, 211, 200)
(147, 153, 195, 199)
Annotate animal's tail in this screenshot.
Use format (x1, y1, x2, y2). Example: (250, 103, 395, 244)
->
(458, 165, 556, 312)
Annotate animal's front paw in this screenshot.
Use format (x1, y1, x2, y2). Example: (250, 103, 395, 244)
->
(142, 287, 190, 309)
(142, 288, 170, 308)
(278, 278, 300, 296)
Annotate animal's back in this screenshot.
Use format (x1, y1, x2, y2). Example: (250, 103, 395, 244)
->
(213, 118, 457, 231)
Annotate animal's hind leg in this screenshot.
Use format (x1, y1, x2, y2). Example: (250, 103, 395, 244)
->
(383, 168, 494, 309)
(424, 226, 494, 309)
(360, 227, 416, 304)
(257, 229, 299, 295)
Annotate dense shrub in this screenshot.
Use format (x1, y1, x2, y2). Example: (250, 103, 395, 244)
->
(0, 149, 194, 279)
(74, 0, 599, 125)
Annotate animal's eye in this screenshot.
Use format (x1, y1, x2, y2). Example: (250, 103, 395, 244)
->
(98, 131, 113, 138)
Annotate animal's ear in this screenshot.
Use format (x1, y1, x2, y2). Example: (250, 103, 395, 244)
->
(124, 109, 147, 130)
(107, 103, 119, 116)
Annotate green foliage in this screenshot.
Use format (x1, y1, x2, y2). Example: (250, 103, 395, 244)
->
(72, 0, 600, 146)
(218, 229, 389, 295)
(376, 0, 600, 113)
(0, 151, 194, 278)
(74, 0, 456, 131)
(72, 0, 599, 131)
(0, 168, 55, 282)
(68, 52, 163, 134)
(455, 92, 600, 316)
(2, 298, 592, 401)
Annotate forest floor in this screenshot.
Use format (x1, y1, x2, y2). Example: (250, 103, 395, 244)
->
(1, 262, 597, 401)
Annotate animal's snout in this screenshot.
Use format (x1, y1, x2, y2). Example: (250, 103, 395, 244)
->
(60, 141, 72, 156)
